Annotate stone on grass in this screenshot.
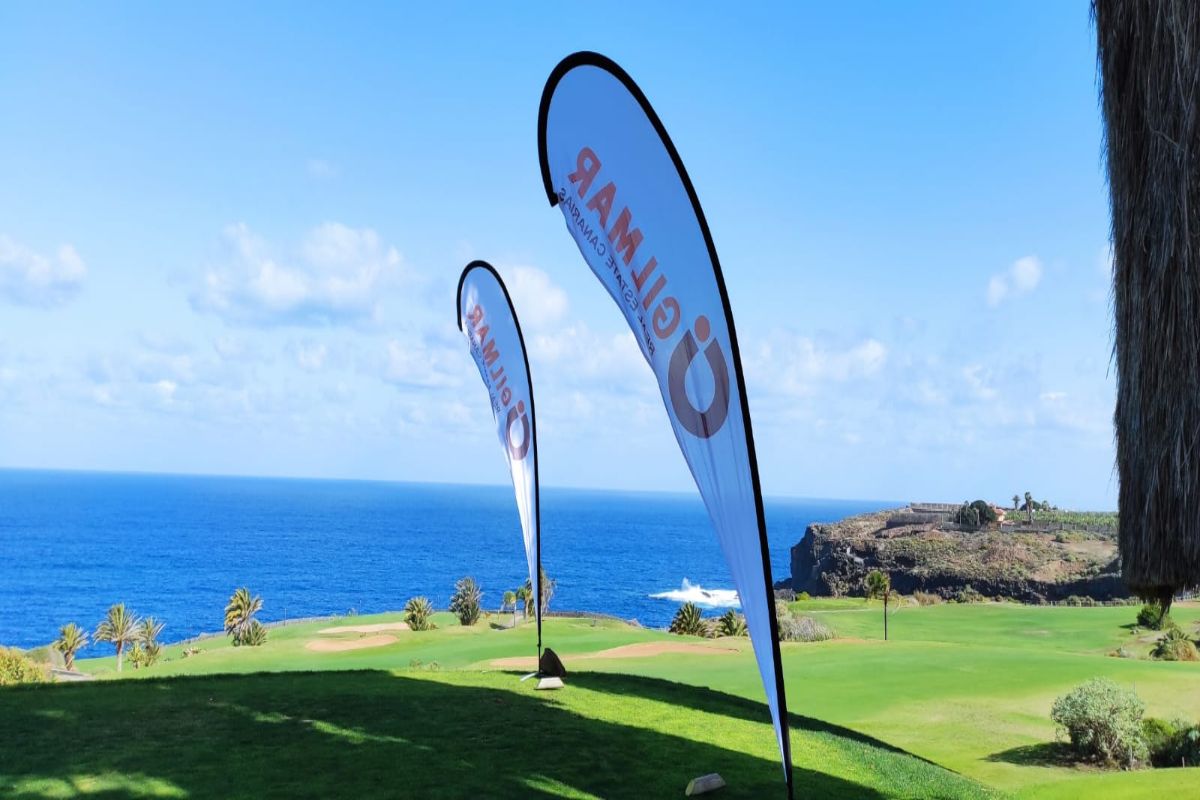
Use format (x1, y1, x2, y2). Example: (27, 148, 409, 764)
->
(685, 773, 725, 795)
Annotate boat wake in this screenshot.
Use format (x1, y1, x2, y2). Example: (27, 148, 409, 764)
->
(649, 579, 740, 609)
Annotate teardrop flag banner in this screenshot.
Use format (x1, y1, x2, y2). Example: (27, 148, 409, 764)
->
(456, 260, 542, 659)
(538, 53, 792, 795)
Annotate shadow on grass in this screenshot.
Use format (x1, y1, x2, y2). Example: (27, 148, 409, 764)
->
(0, 669, 889, 800)
(986, 741, 1076, 767)
(565, 670, 934, 763)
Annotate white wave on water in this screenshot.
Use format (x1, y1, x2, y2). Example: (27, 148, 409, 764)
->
(649, 578, 740, 609)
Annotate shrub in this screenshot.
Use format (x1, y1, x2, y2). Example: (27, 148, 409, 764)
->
(715, 609, 747, 637)
(778, 615, 835, 643)
(449, 577, 482, 626)
(1143, 717, 1200, 767)
(1150, 628, 1199, 661)
(913, 590, 943, 606)
(954, 585, 985, 604)
(669, 602, 708, 637)
(0, 648, 49, 686)
(240, 620, 268, 647)
(1050, 678, 1146, 768)
(403, 596, 434, 631)
(1136, 602, 1170, 631)
(773, 588, 795, 602)
(797, 591, 811, 601)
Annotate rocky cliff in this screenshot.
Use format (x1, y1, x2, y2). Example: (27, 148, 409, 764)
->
(787, 509, 1127, 602)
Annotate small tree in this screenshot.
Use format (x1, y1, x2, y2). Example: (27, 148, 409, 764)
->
(1012, 494, 1020, 511)
(449, 577, 482, 626)
(515, 585, 531, 619)
(669, 602, 707, 636)
(54, 622, 89, 671)
(522, 568, 556, 618)
(1025, 492, 1034, 524)
(224, 587, 264, 646)
(94, 603, 140, 673)
(403, 596, 434, 631)
(1051, 678, 1146, 768)
(502, 591, 517, 628)
(138, 617, 165, 667)
(865, 570, 892, 641)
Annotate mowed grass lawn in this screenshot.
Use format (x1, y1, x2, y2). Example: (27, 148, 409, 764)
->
(1, 603, 1196, 798)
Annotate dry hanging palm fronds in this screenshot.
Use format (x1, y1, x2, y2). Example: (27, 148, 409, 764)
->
(1095, 0, 1200, 606)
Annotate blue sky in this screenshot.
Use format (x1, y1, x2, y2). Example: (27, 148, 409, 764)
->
(0, 3, 1118, 508)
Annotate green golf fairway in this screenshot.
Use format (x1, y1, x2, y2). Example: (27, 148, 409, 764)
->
(3, 603, 1197, 798)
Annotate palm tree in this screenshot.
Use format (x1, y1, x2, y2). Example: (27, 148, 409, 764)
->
(224, 587, 263, 645)
(54, 622, 88, 671)
(94, 603, 140, 672)
(138, 617, 165, 667)
(865, 570, 891, 641)
(522, 568, 556, 617)
(669, 602, 707, 636)
(1024, 492, 1034, 525)
(1012, 494, 1020, 512)
(502, 591, 517, 628)
(449, 577, 482, 626)
(1096, 0, 1200, 612)
(515, 585, 531, 620)
(403, 596, 433, 631)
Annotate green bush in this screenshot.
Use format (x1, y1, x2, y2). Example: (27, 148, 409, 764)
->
(954, 585, 985, 604)
(449, 577, 483, 626)
(669, 602, 708, 637)
(0, 648, 49, 686)
(796, 591, 811, 601)
(1150, 628, 1199, 661)
(240, 620, 268, 647)
(403, 596, 434, 631)
(778, 615, 835, 642)
(1143, 717, 1200, 767)
(1050, 678, 1146, 768)
(715, 609, 747, 637)
(1136, 602, 1170, 631)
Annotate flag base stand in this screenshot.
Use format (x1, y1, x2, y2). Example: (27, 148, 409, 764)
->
(535, 676, 564, 690)
(685, 773, 726, 796)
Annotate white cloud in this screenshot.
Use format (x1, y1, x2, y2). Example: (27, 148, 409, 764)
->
(748, 333, 888, 398)
(382, 337, 465, 389)
(986, 255, 1042, 307)
(503, 265, 569, 329)
(0, 235, 87, 307)
(191, 223, 404, 326)
(292, 341, 328, 372)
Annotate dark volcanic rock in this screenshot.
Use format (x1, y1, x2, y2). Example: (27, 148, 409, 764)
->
(789, 509, 1127, 602)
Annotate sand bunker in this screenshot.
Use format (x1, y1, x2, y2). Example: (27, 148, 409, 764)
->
(306, 634, 397, 652)
(317, 622, 410, 635)
(489, 641, 738, 669)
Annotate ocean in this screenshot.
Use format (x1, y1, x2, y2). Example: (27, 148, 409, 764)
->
(0, 469, 890, 653)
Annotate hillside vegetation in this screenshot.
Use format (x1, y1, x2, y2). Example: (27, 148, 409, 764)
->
(789, 509, 1125, 602)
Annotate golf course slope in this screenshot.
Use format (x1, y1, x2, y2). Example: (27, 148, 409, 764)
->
(2, 601, 1197, 798)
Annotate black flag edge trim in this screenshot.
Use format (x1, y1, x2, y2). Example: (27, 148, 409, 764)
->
(456, 260, 543, 661)
(536, 52, 793, 798)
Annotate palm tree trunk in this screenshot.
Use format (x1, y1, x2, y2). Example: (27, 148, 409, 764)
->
(1096, 1, 1200, 604)
(116, 642, 123, 673)
(883, 592, 889, 641)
